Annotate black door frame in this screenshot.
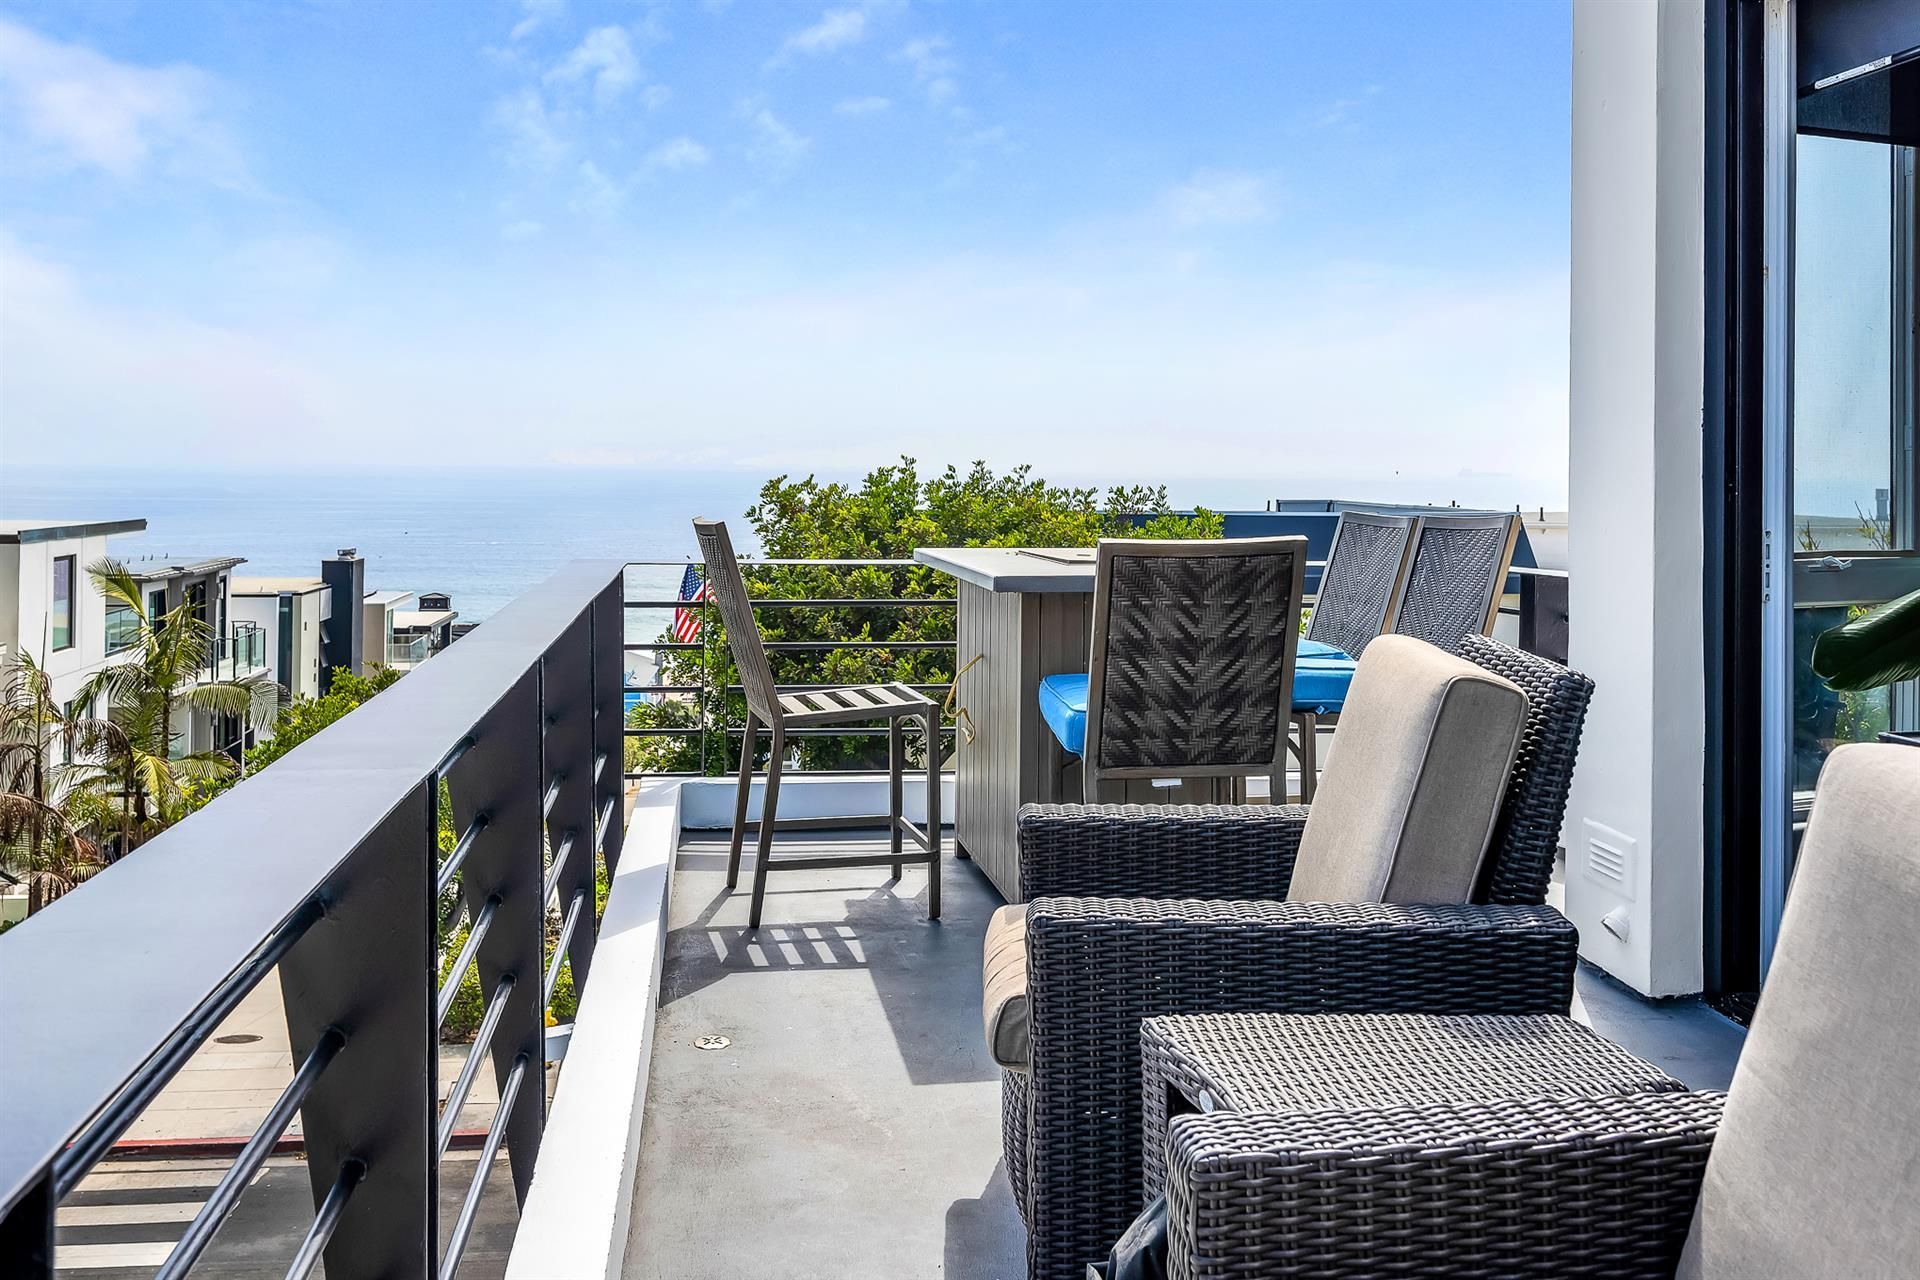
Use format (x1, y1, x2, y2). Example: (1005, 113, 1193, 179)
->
(1702, 0, 1768, 1003)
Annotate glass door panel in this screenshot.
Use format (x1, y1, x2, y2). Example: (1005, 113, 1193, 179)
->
(1790, 126, 1920, 864)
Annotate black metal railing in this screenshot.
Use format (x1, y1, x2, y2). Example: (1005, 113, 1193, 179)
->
(622, 558, 959, 778)
(620, 556, 1573, 780)
(0, 561, 627, 1279)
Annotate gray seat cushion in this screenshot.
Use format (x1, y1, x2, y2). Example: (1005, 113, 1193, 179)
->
(1287, 635, 1528, 905)
(983, 904, 1030, 1072)
(1678, 743, 1920, 1278)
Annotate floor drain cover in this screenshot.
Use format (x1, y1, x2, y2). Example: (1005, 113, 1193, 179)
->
(694, 1034, 731, 1051)
(215, 1034, 263, 1045)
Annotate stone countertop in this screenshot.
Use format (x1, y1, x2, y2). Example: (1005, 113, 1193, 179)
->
(912, 546, 1096, 594)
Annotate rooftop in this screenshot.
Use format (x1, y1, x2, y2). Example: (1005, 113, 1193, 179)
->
(231, 576, 329, 595)
(130, 556, 247, 581)
(0, 518, 146, 544)
(362, 589, 412, 607)
(618, 826, 1743, 1280)
(393, 608, 457, 628)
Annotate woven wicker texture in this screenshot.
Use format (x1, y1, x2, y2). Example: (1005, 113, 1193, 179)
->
(1454, 636, 1593, 906)
(1003, 636, 1593, 1276)
(1391, 517, 1512, 654)
(1096, 551, 1297, 770)
(1305, 519, 1413, 660)
(1138, 1013, 1683, 1200)
(1165, 1090, 1724, 1279)
(1020, 898, 1577, 1279)
(1018, 804, 1308, 902)
(691, 520, 782, 724)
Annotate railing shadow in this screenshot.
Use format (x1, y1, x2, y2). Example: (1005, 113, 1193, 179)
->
(660, 841, 1000, 1086)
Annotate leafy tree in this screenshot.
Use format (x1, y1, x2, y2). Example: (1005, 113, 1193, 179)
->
(633, 458, 1221, 775)
(182, 666, 405, 813)
(0, 653, 116, 910)
(79, 560, 280, 837)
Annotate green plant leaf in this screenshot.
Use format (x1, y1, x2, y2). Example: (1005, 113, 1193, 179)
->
(1811, 586, 1920, 691)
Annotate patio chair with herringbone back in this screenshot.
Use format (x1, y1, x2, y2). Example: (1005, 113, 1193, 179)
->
(1289, 512, 1417, 801)
(1390, 511, 1522, 653)
(1035, 537, 1308, 804)
(1147, 740, 1920, 1279)
(983, 633, 1593, 1279)
(691, 518, 941, 930)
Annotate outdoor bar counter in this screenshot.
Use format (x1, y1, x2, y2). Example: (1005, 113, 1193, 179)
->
(915, 547, 1234, 902)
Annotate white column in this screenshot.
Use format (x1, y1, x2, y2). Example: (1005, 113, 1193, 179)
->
(1565, 0, 1707, 997)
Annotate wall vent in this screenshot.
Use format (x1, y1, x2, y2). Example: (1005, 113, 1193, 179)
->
(1581, 820, 1636, 900)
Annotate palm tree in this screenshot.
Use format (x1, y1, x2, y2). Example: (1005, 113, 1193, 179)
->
(78, 559, 280, 834)
(0, 652, 113, 911)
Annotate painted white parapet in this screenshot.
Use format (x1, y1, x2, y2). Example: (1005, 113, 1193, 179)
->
(506, 780, 680, 1280)
(675, 770, 957, 830)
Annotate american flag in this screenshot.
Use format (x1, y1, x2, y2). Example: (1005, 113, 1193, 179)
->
(673, 564, 711, 643)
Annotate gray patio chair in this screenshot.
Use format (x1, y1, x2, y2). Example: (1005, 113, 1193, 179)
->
(1037, 537, 1308, 804)
(1289, 512, 1417, 801)
(1389, 511, 1522, 653)
(691, 518, 941, 930)
(988, 634, 1594, 1279)
(1151, 740, 1920, 1279)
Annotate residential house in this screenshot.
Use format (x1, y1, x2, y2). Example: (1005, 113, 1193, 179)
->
(389, 591, 459, 670)
(230, 577, 332, 703)
(0, 519, 147, 725)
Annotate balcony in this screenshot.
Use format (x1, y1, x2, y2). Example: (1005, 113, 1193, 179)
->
(203, 623, 268, 684)
(386, 633, 431, 669)
(0, 556, 1737, 1280)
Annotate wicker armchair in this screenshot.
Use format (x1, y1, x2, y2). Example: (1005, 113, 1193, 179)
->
(1000, 635, 1594, 1280)
(1153, 741, 1920, 1279)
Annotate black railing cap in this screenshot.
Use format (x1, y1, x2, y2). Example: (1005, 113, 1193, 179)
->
(0, 559, 624, 1219)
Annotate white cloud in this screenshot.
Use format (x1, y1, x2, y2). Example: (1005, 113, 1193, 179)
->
(570, 159, 624, 216)
(546, 26, 639, 105)
(897, 36, 956, 104)
(1161, 170, 1270, 226)
(1307, 85, 1381, 130)
(742, 103, 809, 173)
(773, 8, 867, 64)
(641, 136, 709, 174)
(834, 95, 890, 116)
(492, 87, 568, 168)
(0, 17, 249, 188)
(511, 0, 565, 41)
(500, 219, 545, 241)
(0, 230, 1569, 506)
(641, 84, 671, 111)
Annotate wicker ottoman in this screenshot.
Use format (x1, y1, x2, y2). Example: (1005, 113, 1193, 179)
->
(1136, 1012, 1695, 1279)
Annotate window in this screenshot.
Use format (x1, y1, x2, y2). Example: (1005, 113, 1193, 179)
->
(148, 588, 167, 633)
(51, 556, 75, 651)
(105, 600, 138, 653)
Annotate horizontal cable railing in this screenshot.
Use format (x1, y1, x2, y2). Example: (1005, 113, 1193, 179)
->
(620, 555, 1571, 780)
(0, 560, 628, 1280)
(622, 558, 958, 779)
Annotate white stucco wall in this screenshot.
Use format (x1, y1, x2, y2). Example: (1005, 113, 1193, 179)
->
(6, 533, 118, 715)
(1565, 0, 1708, 997)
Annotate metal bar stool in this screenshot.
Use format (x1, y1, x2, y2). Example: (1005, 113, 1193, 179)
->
(691, 518, 941, 930)
(1290, 512, 1418, 801)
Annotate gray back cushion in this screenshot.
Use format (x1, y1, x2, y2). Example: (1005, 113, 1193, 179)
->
(1288, 635, 1528, 905)
(1678, 743, 1920, 1279)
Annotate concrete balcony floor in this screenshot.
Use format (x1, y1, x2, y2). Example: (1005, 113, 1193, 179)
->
(625, 830, 1745, 1280)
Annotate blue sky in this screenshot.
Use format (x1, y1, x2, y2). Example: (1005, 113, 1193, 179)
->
(0, 0, 1571, 504)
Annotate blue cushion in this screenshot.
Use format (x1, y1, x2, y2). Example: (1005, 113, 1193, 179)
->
(1293, 656, 1357, 716)
(1037, 673, 1088, 756)
(1298, 639, 1348, 660)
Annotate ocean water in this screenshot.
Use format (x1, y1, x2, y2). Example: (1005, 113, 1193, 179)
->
(5, 465, 774, 622)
